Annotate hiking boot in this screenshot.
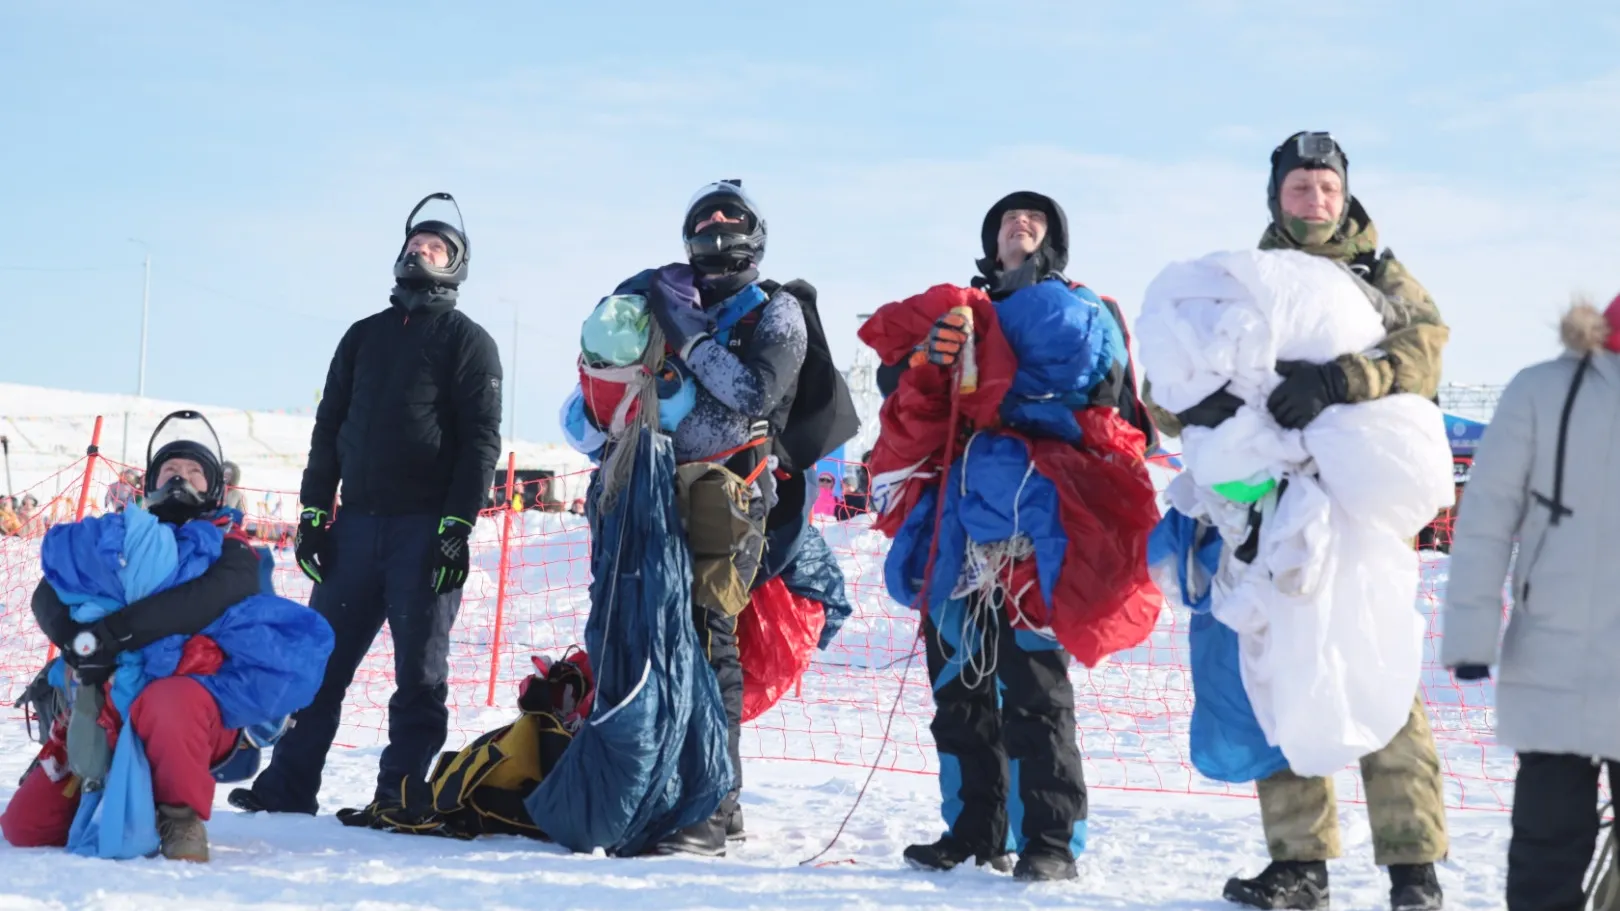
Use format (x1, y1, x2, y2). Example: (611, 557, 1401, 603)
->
(157, 804, 209, 863)
(725, 805, 746, 843)
(1388, 863, 1442, 910)
(651, 814, 727, 857)
(902, 835, 1013, 873)
(1013, 851, 1078, 882)
(227, 786, 315, 816)
(1223, 860, 1330, 909)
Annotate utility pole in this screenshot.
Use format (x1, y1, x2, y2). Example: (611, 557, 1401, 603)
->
(122, 241, 151, 464)
(499, 297, 519, 446)
(511, 308, 519, 443)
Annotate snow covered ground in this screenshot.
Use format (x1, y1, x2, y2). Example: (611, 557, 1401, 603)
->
(0, 722, 1513, 910)
(0, 387, 1519, 908)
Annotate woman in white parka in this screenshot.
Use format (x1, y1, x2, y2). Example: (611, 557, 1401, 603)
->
(1443, 294, 1620, 911)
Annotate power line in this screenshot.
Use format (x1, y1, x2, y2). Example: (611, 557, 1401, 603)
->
(0, 265, 139, 273)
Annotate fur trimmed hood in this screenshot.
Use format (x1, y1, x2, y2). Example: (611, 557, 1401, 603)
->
(1560, 299, 1612, 355)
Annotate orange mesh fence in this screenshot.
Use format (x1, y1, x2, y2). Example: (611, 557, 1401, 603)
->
(0, 439, 1511, 811)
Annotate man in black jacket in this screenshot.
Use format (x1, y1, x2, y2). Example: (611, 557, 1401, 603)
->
(232, 196, 502, 826)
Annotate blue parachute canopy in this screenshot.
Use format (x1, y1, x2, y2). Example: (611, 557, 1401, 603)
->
(523, 429, 731, 856)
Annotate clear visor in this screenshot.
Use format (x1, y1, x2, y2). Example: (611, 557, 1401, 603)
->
(683, 181, 763, 236)
(146, 411, 224, 473)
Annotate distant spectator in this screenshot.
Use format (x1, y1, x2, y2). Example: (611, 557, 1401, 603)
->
(222, 461, 249, 517)
(14, 495, 41, 538)
(811, 471, 841, 519)
(837, 474, 870, 519)
(105, 469, 143, 514)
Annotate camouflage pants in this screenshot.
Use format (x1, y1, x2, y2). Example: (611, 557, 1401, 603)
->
(1257, 693, 1449, 866)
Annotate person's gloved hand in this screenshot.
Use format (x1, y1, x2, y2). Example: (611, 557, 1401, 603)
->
(63, 618, 126, 686)
(1452, 664, 1491, 682)
(647, 262, 713, 359)
(1266, 360, 1350, 430)
(1176, 387, 1245, 429)
(431, 517, 473, 594)
(922, 310, 971, 367)
(295, 508, 332, 584)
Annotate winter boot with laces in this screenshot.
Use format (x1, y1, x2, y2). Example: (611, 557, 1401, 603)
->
(1388, 863, 1443, 910)
(1012, 851, 1079, 882)
(903, 834, 1013, 873)
(1222, 860, 1330, 909)
(157, 804, 209, 863)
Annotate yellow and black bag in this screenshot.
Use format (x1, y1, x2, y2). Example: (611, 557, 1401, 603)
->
(418, 651, 594, 839)
(425, 710, 574, 839)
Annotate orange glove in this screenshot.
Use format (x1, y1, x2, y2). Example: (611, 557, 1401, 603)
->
(908, 310, 971, 368)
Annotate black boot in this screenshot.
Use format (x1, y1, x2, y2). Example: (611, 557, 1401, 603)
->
(1388, 863, 1442, 910)
(1013, 851, 1078, 882)
(651, 813, 727, 858)
(903, 835, 1013, 873)
(227, 787, 316, 816)
(725, 805, 746, 843)
(1222, 860, 1331, 909)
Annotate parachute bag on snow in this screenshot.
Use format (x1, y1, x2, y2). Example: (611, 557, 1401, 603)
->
(675, 462, 765, 618)
(421, 655, 592, 839)
(752, 279, 861, 473)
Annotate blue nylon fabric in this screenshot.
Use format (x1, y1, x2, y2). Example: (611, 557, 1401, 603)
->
(774, 523, 853, 650)
(995, 280, 1112, 442)
(524, 429, 731, 856)
(42, 510, 332, 858)
(1147, 508, 1287, 783)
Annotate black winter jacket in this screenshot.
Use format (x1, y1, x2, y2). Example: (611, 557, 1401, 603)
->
(301, 292, 503, 523)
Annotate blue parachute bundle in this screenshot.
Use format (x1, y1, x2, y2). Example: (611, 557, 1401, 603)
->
(524, 428, 732, 856)
(41, 509, 331, 859)
(1147, 507, 1287, 783)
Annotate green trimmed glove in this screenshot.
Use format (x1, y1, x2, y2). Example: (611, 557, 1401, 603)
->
(431, 517, 473, 594)
(295, 508, 331, 584)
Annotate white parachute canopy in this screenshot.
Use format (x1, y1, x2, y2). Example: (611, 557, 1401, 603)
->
(1136, 248, 1454, 776)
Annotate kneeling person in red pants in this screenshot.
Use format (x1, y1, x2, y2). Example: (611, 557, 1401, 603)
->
(2, 427, 266, 861)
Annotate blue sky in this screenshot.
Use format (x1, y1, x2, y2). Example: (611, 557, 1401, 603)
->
(4, 1, 1616, 443)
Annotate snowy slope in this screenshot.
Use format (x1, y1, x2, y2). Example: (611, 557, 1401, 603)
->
(0, 381, 594, 502)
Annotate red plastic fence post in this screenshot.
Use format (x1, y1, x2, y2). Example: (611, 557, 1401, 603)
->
(45, 415, 104, 664)
(486, 451, 517, 707)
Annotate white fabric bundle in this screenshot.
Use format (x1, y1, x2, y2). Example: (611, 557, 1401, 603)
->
(1138, 249, 1454, 776)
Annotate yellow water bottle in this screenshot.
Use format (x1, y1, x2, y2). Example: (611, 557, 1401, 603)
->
(951, 305, 978, 394)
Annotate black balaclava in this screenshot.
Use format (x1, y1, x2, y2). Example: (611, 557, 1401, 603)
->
(144, 441, 223, 525)
(1267, 131, 1350, 247)
(391, 193, 470, 312)
(972, 191, 1070, 299)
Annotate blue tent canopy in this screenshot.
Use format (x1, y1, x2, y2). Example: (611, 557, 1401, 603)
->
(1444, 413, 1488, 456)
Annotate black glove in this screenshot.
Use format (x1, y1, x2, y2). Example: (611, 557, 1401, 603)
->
(1176, 387, 1245, 429)
(295, 508, 332, 584)
(431, 517, 473, 594)
(1266, 360, 1350, 430)
(63, 619, 126, 686)
(1452, 664, 1491, 681)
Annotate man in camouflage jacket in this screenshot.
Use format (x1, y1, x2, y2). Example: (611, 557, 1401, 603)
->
(1148, 133, 1450, 911)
